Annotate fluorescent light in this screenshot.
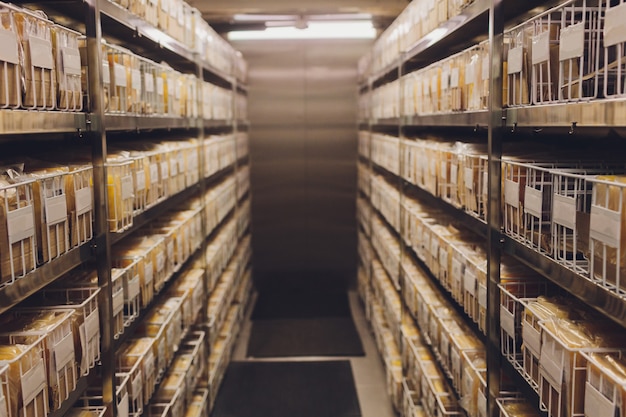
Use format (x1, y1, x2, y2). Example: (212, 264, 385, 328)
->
(228, 21, 376, 40)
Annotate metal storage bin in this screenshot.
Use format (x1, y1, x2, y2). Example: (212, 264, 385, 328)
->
(0, 177, 37, 285)
(52, 25, 82, 111)
(0, 3, 22, 109)
(0, 334, 48, 417)
(117, 338, 155, 410)
(603, 0, 626, 97)
(105, 156, 134, 233)
(583, 350, 626, 417)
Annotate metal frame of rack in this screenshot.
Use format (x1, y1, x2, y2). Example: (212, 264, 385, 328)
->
(358, 1, 626, 416)
(0, 1, 250, 417)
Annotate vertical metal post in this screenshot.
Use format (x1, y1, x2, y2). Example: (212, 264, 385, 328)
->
(366, 76, 374, 299)
(397, 53, 408, 380)
(84, 1, 114, 415)
(487, 0, 504, 416)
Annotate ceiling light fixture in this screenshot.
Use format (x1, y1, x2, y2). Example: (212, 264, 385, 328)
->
(227, 20, 376, 40)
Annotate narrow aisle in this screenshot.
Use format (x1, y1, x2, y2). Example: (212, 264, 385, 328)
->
(211, 289, 397, 417)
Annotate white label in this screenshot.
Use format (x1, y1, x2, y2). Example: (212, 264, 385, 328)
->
(590, 204, 622, 247)
(144, 261, 154, 284)
(522, 321, 541, 356)
(135, 170, 146, 192)
(7, 205, 35, 244)
(552, 193, 577, 229)
(161, 0, 169, 12)
(175, 80, 181, 99)
(430, 158, 437, 176)
(464, 64, 473, 86)
(75, 187, 93, 216)
(483, 172, 488, 197)
(604, 2, 626, 47)
(478, 391, 487, 417)
(482, 56, 490, 81)
(440, 161, 447, 181)
(439, 250, 448, 273)
(500, 305, 515, 337)
(114, 63, 127, 88)
(112, 286, 124, 315)
(430, 237, 439, 257)
(176, 234, 183, 259)
(131, 373, 142, 397)
(452, 258, 462, 282)
(161, 162, 169, 179)
(167, 241, 174, 262)
(464, 270, 476, 296)
(450, 67, 461, 88)
(29, 36, 54, 69)
(0, 29, 19, 64)
(150, 164, 159, 184)
(45, 194, 68, 225)
(144, 350, 155, 379)
(431, 74, 438, 94)
(508, 46, 524, 74)
(524, 186, 543, 218)
(540, 344, 563, 385)
(560, 22, 585, 61)
(102, 61, 110, 85)
(464, 167, 474, 191)
(156, 251, 165, 272)
(451, 164, 458, 184)
(121, 175, 133, 200)
(170, 159, 178, 177)
(85, 308, 100, 341)
(478, 283, 487, 308)
(532, 31, 551, 65)
(54, 332, 75, 372)
(62, 47, 81, 76)
(145, 73, 155, 93)
(21, 360, 46, 404)
(132, 69, 141, 94)
(156, 77, 164, 95)
(117, 393, 129, 417)
(441, 69, 450, 90)
(127, 275, 140, 300)
(585, 381, 616, 417)
(504, 179, 520, 208)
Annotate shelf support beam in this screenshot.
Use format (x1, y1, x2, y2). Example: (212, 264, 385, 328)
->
(487, 0, 504, 416)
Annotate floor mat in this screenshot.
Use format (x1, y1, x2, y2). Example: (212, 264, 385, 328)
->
(211, 361, 362, 417)
(251, 289, 352, 320)
(247, 318, 365, 357)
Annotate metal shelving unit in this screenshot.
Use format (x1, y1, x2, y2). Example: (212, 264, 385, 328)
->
(0, 1, 249, 417)
(359, 1, 626, 417)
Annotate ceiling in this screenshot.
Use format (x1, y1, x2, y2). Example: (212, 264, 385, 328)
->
(187, 0, 409, 33)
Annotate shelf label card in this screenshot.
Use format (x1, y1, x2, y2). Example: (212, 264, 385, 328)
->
(62, 47, 81, 76)
(145, 72, 155, 93)
(102, 61, 110, 85)
(156, 77, 164, 95)
(590, 204, 621, 247)
(7, 205, 35, 244)
(605, 2, 626, 47)
(170, 158, 178, 177)
(156, 250, 165, 272)
(114, 63, 127, 88)
(54, 332, 75, 374)
(144, 261, 154, 284)
(431, 74, 438, 94)
(464, 167, 474, 191)
(478, 282, 487, 308)
(150, 163, 159, 184)
(482, 55, 490, 81)
(75, 187, 93, 216)
(135, 170, 146, 192)
(507, 46, 524, 74)
(532, 31, 551, 65)
(560, 22, 585, 61)
(504, 179, 520, 208)
(144, 349, 155, 380)
(524, 186, 543, 218)
(522, 321, 541, 356)
(127, 275, 140, 300)
(451, 257, 462, 283)
(167, 241, 174, 264)
(84, 308, 100, 344)
(121, 175, 133, 200)
(552, 193, 577, 229)
(45, 194, 68, 226)
(131, 373, 142, 399)
(441, 68, 450, 90)
(21, 360, 46, 404)
(29, 36, 54, 69)
(112, 285, 124, 316)
(464, 269, 476, 296)
(500, 305, 516, 337)
(450, 163, 458, 185)
(161, 161, 169, 179)
(440, 161, 447, 181)
(118, 393, 129, 417)
(0, 28, 19, 64)
(585, 381, 616, 417)
(540, 345, 564, 386)
(132, 69, 142, 94)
